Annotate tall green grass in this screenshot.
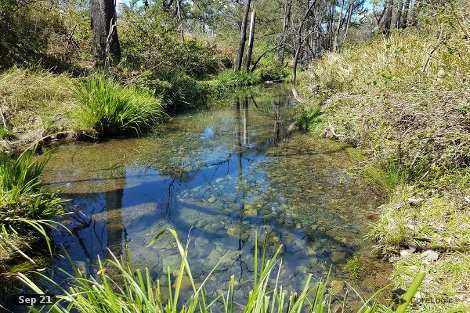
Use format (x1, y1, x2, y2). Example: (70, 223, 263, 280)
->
(0, 147, 64, 262)
(76, 75, 166, 136)
(209, 70, 262, 95)
(19, 228, 424, 313)
(0, 67, 78, 137)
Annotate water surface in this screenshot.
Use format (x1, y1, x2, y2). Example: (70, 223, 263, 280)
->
(43, 87, 390, 305)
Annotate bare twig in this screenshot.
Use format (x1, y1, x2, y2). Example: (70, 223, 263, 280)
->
(422, 27, 445, 74)
(0, 97, 7, 128)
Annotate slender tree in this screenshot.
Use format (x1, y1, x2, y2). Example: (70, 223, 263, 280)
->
(394, 0, 405, 28)
(278, 0, 292, 64)
(90, 0, 121, 66)
(342, 0, 354, 41)
(235, 0, 252, 71)
(244, 10, 256, 71)
(292, 0, 318, 84)
(400, 0, 411, 28)
(333, 0, 345, 51)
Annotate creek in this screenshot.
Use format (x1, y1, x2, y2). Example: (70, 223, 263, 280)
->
(42, 85, 390, 306)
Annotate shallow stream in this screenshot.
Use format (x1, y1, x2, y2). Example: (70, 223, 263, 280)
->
(42, 86, 390, 307)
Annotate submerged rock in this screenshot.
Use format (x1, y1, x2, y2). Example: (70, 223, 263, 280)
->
(330, 251, 347, 263)
(330, 280, 346, 296)
(162, 255, 181, 274)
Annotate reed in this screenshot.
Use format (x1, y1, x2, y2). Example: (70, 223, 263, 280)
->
(19, 228, 424, 313)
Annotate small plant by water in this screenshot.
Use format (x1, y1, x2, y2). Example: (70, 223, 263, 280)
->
(76, 75, 166, 136)
(19, 228, 425, 313)
(0, 147, 64, 263)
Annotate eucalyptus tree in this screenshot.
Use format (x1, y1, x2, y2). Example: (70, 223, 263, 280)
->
(235, 0, 252, 71)
(90, 0, 121, 66)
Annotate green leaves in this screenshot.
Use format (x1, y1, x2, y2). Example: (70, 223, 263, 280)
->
(18, 229, 426, 313)
(76, 74, 166, 136)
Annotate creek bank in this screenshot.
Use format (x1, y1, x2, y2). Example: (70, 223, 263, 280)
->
(296, 22, 470, 311)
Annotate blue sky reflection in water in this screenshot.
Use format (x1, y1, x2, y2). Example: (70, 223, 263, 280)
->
(42, 87, 389, 301)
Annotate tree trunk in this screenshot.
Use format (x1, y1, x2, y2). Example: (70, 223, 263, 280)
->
(278, 0, 292, 64)
(333, 0, 345, 51)
(90, 0, 121, 67)
(175, 0, 185, 44)
(292, 0, 318, 85)
(244, 10, 256, 71)
(326, 0, 335, 51)
(342, 0, 354, 41)
(382, 0, 394, 35)
(394, 0, 404, 29)
(235, 0, 252, 71)
(400, 0, 411, 28)
(408, 0, 419, 27)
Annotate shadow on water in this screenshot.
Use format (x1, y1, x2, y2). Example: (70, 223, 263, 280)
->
(23, 86, 392, 306)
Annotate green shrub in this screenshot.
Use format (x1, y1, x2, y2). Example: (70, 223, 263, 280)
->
(156, 72, 211, 112)
(295, 103, 324, 132)
(119, 6, 223, 79)
(125, 71, 212, 112)
(210, 70, 262, 95)
(76, 75, 165, 136)
(0, 127, 11, 139)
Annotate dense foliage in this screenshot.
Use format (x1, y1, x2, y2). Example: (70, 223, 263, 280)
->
(76, 75, 166, 136)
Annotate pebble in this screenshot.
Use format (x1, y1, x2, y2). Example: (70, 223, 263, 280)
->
(330, 280, 345, 296)
(421, 250, 439, 263)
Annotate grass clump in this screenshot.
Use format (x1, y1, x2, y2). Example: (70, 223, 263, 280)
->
(0, 68, 78, 149)
(18, 228, 426, 313)
(0, 147, 64, 265)
(391, 252, 470, 313)
(76, 74, 166, 136)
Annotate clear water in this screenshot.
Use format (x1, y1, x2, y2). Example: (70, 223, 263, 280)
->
(41, 87, 390, 304)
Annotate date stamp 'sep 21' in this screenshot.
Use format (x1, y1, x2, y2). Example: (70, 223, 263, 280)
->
(11, 294, 57, 306)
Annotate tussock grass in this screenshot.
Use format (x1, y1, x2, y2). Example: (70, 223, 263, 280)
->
(209, 70, 263, 94)
(0, 147, 64, 264)
(18, 228, 426, 313)
(0, 68, 78, 139)
(76, 74, 166, 136)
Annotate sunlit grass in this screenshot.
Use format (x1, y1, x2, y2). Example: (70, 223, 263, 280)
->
(0, 146, 65, 263)
(76, 74, 166, 136)
(19, 228, 426, 313)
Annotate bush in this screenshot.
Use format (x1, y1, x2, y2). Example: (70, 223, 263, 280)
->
(76, 75, 166, 136)
(124, 71, 212, 112)
(209, 70, 262, 95)
(119, 6, 223, 79)
(0, 0, 91, 70)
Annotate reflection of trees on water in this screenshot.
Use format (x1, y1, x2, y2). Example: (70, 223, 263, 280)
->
(49, 90, 363, 293)
(273, 97, 283, 146)
(64, 166, 128, 272)
(104, 166, 127, 260)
